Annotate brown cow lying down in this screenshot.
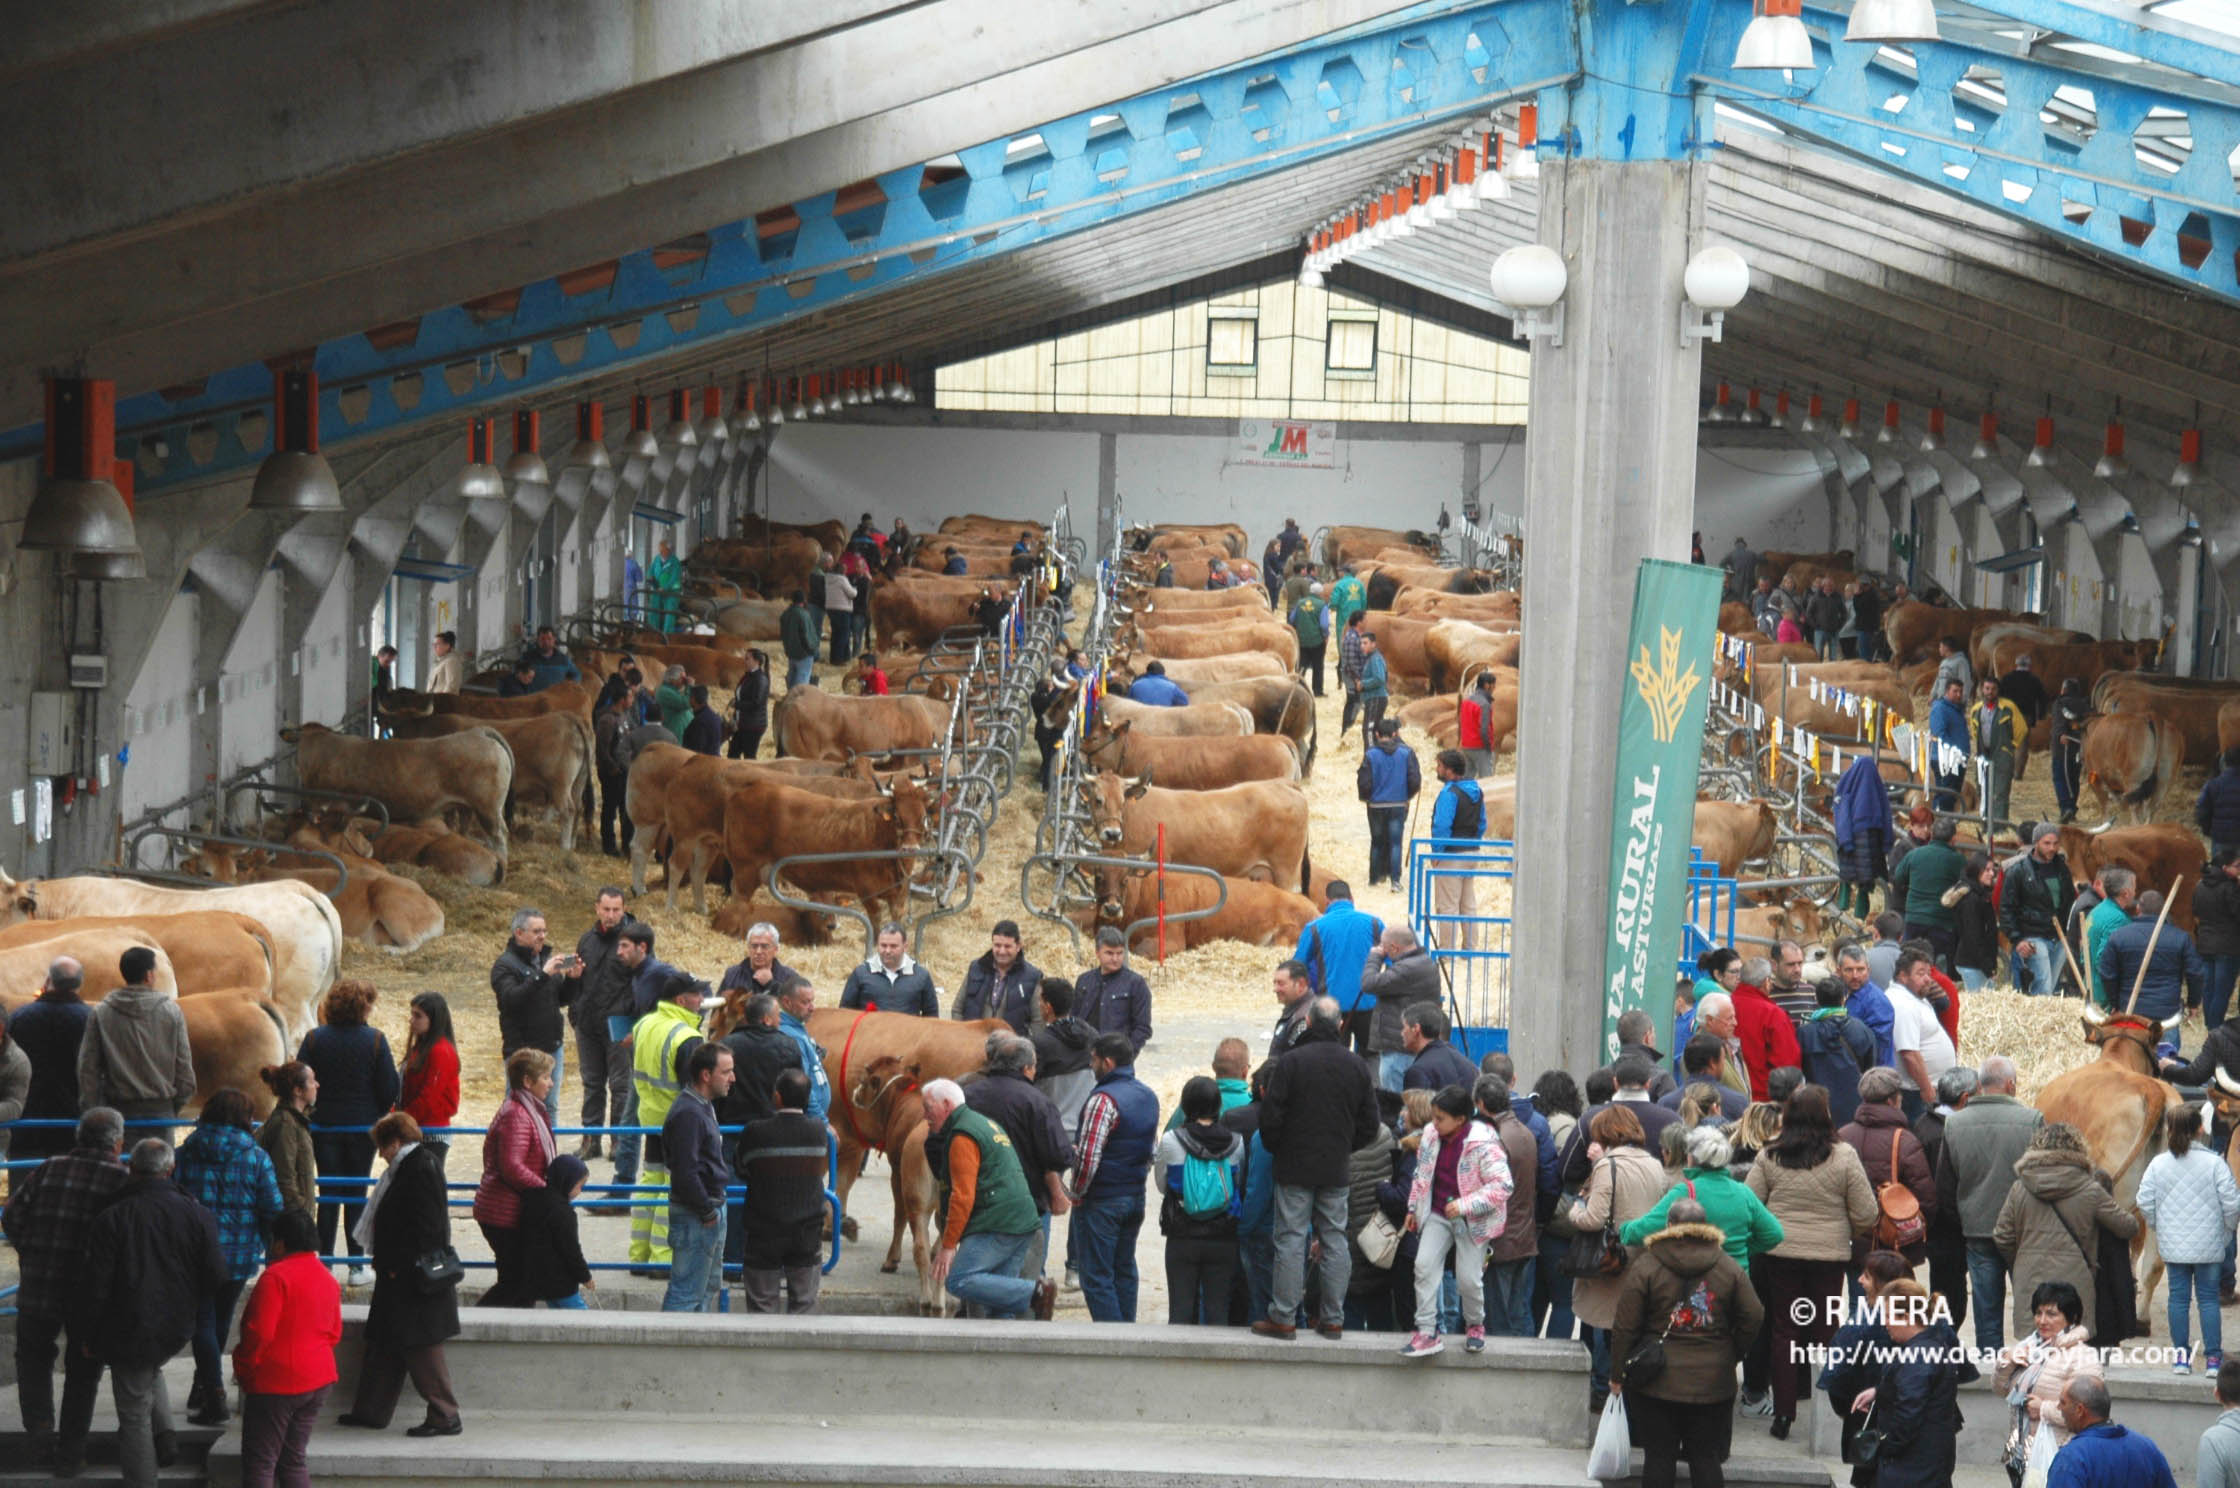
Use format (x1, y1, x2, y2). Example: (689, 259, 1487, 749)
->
(0, 912, 272, 999)
(1083, 862, 1318, 954)
(1693, 799, 1778, 877)
(363, 822, 504, 886)
(183, 843, 446, 955)
(709, 893, 838, 947)
(1082, 718, 1299, 790)
(287, 722, 513, 859)
(1086, 771, 1310, 890)
(377, 709, 593, 851)
(772, 684, 951, 763)
(722, 776, 933, 926)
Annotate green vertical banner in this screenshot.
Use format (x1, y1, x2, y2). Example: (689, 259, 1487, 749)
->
(1602, 558, 1725, 1063)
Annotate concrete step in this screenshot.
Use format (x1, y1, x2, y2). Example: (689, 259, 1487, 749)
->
(0, 1425, 217, 1487)
(205, 1414, 1835, 1488)
(321, 1308, 1599, 1449)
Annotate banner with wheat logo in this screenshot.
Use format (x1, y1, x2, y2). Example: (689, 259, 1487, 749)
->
(1602, 559, 1724, 1064)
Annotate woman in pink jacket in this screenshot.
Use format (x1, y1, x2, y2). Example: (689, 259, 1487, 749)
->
(471, 1049, 557, 1307)
(1400, 1085, 1514, 1358)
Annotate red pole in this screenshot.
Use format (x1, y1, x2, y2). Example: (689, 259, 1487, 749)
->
(1156, 822, 1168, 966)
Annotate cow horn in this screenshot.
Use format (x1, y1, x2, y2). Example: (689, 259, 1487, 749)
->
(2164, 1013, 2186, 1036)
(2080, 1002, 2109, 1026)
(2216, 1068, 2240, 1098)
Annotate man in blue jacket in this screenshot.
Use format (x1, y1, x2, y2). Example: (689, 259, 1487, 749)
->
(518, 626, 583, 692)
(774, 980, 831, 1124)
(1928, 676, 1971, 811)
(1073, 929, 1153, 1056)
(1067, 1033, 1161, 1322)
(1126, 661, 1189, 708)
(2046, 1375, 2179, 1487)
(1295, 883, 1385, 1056)
(1428, 749, 1486, 947)
(1356, 718, 1420, 889)
(2096, 889, 2207, 1021)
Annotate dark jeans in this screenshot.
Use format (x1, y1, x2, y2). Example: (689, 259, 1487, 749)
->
(314, 1129, 375, 1259)
(1630, 1388, 1733, 1488)
(240, 1385, 327, 1488)
(727, 726, 765, 760)
(1763, 1253, 1846, 1421)
(1360, 693, 1388, 747)
(1241, 1231, 1275, 1324)
(1535, 1229, 1576, 1340)
(575, 1018, 631, 1133)
(2052, 738, 2080, 814)
(1166, 1233, 1238, 1325)
(191, 1277, 249, 1398)
(1366, 805, 1407, 886)
(477, 1220, 532, 1308)
(1074, 1193, 1145, 1322)
(2207, 954, 2240, 1030)
(13, 1310, 104, 1444)
(1341, 687, 1361, 735)
(1741, 1257, 1773, 1395)
(1298, 642, 1326, 696)
(598, 768, 632, 853)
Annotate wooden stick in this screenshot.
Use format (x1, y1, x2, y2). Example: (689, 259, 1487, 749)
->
(2125, 875, 2185, 1016)
(2051, 910, 2092, 1002)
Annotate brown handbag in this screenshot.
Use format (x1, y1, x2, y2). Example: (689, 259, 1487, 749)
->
(1873, 1129, 1926, 1249)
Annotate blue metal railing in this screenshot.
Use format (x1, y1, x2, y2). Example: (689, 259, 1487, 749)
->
(1407, 835, 1515, 1062)
(1, 1117, 845, 1316)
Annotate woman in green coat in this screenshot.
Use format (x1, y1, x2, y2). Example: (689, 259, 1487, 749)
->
(1621, 1123, 1785, 1270)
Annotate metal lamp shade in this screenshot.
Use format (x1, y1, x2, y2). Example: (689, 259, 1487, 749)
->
(455, 462, 507, 501)
(1734, 14, 1815, 69)
(20, 476, 142, 559)
(504, 451, 551, 486)
(1845, 0, 1939, 43)
(248, 448, 344, 512)
(564, 439, 612, 472)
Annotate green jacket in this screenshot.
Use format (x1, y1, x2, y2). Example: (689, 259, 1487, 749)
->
(2087, 896, 2133, 1006)
(1621, 1166, 1786, 1269)
(930, 1104, 1038, 1239)
(1165, 1076, 1250, 1132)
(1889, 840, 1965, 932)
(631, 1000, 705, 1134)
(780, 603, 819, 663)
(1288, 597, 1326, 647)
(656, 684, 692, 740)
(1330, 575, 1366, 631)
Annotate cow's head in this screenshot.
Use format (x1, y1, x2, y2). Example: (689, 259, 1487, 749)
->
(1037, 680, 1082, 732)
(851, 1055, 922, 1120)
(1746, 799, 1779, 859)
(881, 777, 933, 849)
(0, 869, 37, 927)
(2079, 1001, 2181, 1070)
(1086, 771, 1150, 848)
(1090, 862, 1133, 925)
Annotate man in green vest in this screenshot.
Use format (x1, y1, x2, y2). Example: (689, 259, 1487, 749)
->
(629, 969, 708, 1267)
(921, 1078, 1054, 1321)
(1329, 566, 1366, 636)
(1288, 584, 1329, 697)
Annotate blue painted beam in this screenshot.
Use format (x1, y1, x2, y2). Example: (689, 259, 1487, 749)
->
(1692, 1, 2240, 307)
(16, 0, 1582, 495)
(1943, 0, 2240, 95)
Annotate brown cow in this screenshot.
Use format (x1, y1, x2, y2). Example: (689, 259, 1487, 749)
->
(1117, 585, 1271, 614)
(1139, 522, 1248, 557)
(380, 682, 595, 725)
(363, 822, 503, 886)
(288, 723, 513, 856)
(0, 912, 271, 999)
(940, 514, 1043, 541)
(184, 844, 447, 955)
(0, 983, 292, 1119)
(2036, 1006, 2172, 1322)
(738, 515, 849, 554)
(1086, 772, 1309, 890)
(1127, 618, 1297, 669)
(2057, 823, 2204, 934)
(2079, 714, 2185, 824)
(694, 534, 822, 596)
(0, 932, 176, 1002)
(377, 710, 593, 851)
(708, 892, 838, 947)
(1082, 694, 1253, 738)
(1168, 675, 1318, 771)
(1109, 652, 1284, 685)
(872, 576, 1002, 649)
(1883, 601, 2031, 665)
(656, 757, 890, 914)
(1358, 614, 1437, 693)
(772, 684, 950, 763)
(1990, 638, 2156, 702)
(1083, 862, 1318, 953)
(1390, 589, 1520, 624)
(582, 642, 749, 690)
(625, 742, 699, 896)
(839, 1054, 943, 1313)
(1424, 621, 1522, 694)
(721, 776, 933, 925)
(1125, 547, 1244, 590)
(1081, 718, 1299, 790)
(1324, 525, 1433, 569)
(1971, 621, 2098, 678)
(1729, 898, 1828, 949)
(1717, 601, 1758, 636)
(1693, 799, 1779, 876)
(2096, 673, 2238, 762)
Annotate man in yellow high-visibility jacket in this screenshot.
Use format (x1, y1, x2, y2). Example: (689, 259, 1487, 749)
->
(629, 969, 707, 1267)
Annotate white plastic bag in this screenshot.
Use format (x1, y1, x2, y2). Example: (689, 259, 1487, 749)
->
(1586, 1391, 1632, 1480)
(2021, 1420, 2059, 1488)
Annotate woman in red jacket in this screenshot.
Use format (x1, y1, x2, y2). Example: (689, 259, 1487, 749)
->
(397, 993, 460, 1132)
(472, 1048, 557, 1307)
(233, 1208, 342, 1488)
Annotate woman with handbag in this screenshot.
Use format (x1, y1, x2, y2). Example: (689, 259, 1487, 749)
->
(1991, 1281, 2094, 1487)
(1566, 1105, 1667, 1413)
(1846, 1278, 1976, 1488)
(337, 1112, 462, 1436)
(1610, 1196, 1764, 1488)
(1992, 1121, 2139, 1342)
(472, 1048, 558, 1308)
(1399, 1086, 1513, 1358)
(1745, 1086, 1879, 1439)
(1818, 1249, 1918, 1488)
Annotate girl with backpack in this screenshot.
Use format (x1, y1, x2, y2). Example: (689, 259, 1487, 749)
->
(1153, 1076, 1244, 1326)
(1400, 1085, 1515, 1358)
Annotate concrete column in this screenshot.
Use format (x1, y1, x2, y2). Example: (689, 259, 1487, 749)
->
(1511, 158, 1707, 1082)
(1459, 443, 1481, 569)
(1096, 431, 1118, 560)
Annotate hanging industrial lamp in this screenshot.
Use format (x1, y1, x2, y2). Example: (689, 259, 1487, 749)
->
(1798, 392, 1824, 435)
(737, 380, 762, 435)
(564, 402, 612, 472)
(2025, 415, 2057, 469)
(1969, 411, 1999, 461)
(697, 385, 731, 445)
(1845, 0, 1940, 43)
(248, 363, 344, 512)
(454, 418, 506, 500)
(505, 410, 549, 485)
(20, 376, 145, 574)
(1703, 382, 1735, 424)
(1508, 105, 1540, 182)
(1735, 0, 1816, 70)
(764, 380, 786, 427)
(661, 388, 698, 447)
(2094, 418, 2129, 479)
(2173, 429, 2203, 488)
(71, 461, 147, 580)
(622, 394, 661, 458)
(1919, 407, 1947, 453)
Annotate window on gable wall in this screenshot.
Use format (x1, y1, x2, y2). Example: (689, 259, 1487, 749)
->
(1207, 313, 1258, 375)
(1326, 317, 1377, 379)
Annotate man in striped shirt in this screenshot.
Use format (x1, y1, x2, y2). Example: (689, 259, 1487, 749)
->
(1067, 1034, 1161, 1323)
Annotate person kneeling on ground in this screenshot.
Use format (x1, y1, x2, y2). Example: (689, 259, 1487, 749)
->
(923, 1078, 1056, 1321)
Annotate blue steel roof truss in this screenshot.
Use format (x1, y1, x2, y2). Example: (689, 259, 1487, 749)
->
(14, 0, 1583, 496)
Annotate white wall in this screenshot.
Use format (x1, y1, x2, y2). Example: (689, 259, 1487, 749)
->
(219, 569, 281, 782)
(768, 425, 1099, 534)
(1114, 432, 1474, 540)
(298, 553, 352, 727)
(1692, 446, 1829, 554)
(118, 589, 198, 826)
(2114, 533, 2163, 640)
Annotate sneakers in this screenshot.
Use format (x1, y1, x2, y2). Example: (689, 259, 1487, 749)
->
(1465, 1327, 1486, 1355)
(1401, 1332, 1445, 1358)
(1739, 1388, 1774, 1417)
(346, 1264, 374, 1288)
(2176, 1358, 2194, 1377)
(1062, 1266, 1081, 1293)
(2210, 1353, 2225, 1372)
